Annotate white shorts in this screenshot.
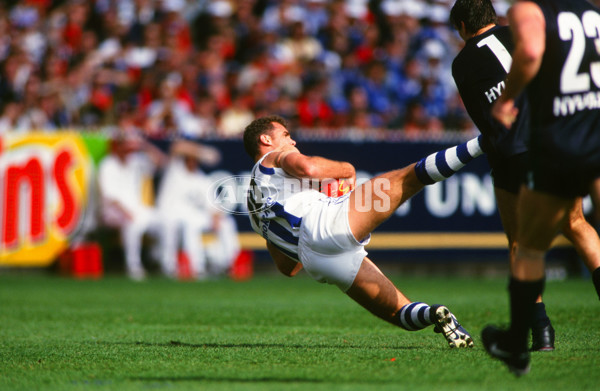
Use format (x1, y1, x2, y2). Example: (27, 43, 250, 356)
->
(298, 194, 370, 292)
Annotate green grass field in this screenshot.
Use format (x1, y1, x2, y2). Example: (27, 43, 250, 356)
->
(1, 270, 598, 391)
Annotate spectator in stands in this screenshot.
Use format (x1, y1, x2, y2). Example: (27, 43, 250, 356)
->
(345, 85, 384, 129)
(80, 68, 114, 126)
(16, 74, 59, 131)
(179, 92, 219, 139)
(236, 44, 275, 94)
(144, 74, 192, 139)
(279, 20, 323, 64)
(271, 92, 299, 129)
(403, 99, 444, 139)
(303, 0, 329, 36)
(361, 59, 400, 126)
(260, 0, 306, 35)
(218, 90, 255, 138)
(297, 78, 334, 128)
(0, 101, 23, 134)
(353, 23, 381, 66)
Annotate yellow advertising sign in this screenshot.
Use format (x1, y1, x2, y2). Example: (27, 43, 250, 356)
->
(0, 132, 93, 266)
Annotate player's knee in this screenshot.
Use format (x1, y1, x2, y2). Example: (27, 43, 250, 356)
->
(516, 244, 546, 263)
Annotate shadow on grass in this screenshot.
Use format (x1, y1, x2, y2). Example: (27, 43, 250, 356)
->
(105, 340, 421, 350)
(129, 375, 397, 384)
(130, 376, 333, 383)
(111, 340, 414, 384)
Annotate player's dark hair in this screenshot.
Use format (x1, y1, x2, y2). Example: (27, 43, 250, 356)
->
(449, 0, 497, 35)
(243, 115, 288, 160)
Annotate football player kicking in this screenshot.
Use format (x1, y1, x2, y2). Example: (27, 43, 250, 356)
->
(243, 115, 483, 348)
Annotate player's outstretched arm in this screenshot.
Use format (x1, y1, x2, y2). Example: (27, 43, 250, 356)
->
(270, 146, 356, 182)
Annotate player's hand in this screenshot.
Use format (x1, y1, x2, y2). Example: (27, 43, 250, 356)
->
(321, 176, 355, 197)
(273, 144, 301, 168)
(277, 144, 300, 154)
(344, 174, 356, 193)
(492, 98, 519, 128)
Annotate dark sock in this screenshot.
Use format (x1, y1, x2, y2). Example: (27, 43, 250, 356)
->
(533, 302, 551, 328)
(508, 277, 545, 351)
(592, 267, 600, 300)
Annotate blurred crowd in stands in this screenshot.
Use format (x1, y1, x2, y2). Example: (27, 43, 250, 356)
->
(0, 0, 519, 140)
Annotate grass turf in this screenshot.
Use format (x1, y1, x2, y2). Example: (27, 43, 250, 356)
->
(0, 271, 598, 391)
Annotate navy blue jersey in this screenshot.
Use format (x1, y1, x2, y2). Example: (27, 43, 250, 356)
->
(452, 25, 529, 169)
(529, 0, 600, 169)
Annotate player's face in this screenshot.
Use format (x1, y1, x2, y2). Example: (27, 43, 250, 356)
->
(269, 122, 296, 149)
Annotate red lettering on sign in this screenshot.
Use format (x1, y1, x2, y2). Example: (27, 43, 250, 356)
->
(54, 150, 78, 233)
(2, 158, 45, 248)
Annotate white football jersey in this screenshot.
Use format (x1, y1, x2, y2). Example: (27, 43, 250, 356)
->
(247, 152, 328, 260)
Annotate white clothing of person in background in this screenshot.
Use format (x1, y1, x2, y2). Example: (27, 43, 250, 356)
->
(157, 141, 240, 279)
(97, 134, 167, 280)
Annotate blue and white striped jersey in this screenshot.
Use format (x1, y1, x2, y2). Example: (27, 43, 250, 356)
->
(247, 152, 328, 261)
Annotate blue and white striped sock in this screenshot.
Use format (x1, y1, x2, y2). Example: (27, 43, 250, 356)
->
(414, 135, 484, 185)
(395, 302, 434, 331)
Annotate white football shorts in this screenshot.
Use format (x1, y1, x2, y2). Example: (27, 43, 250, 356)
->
(298, 193, 370, 292)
